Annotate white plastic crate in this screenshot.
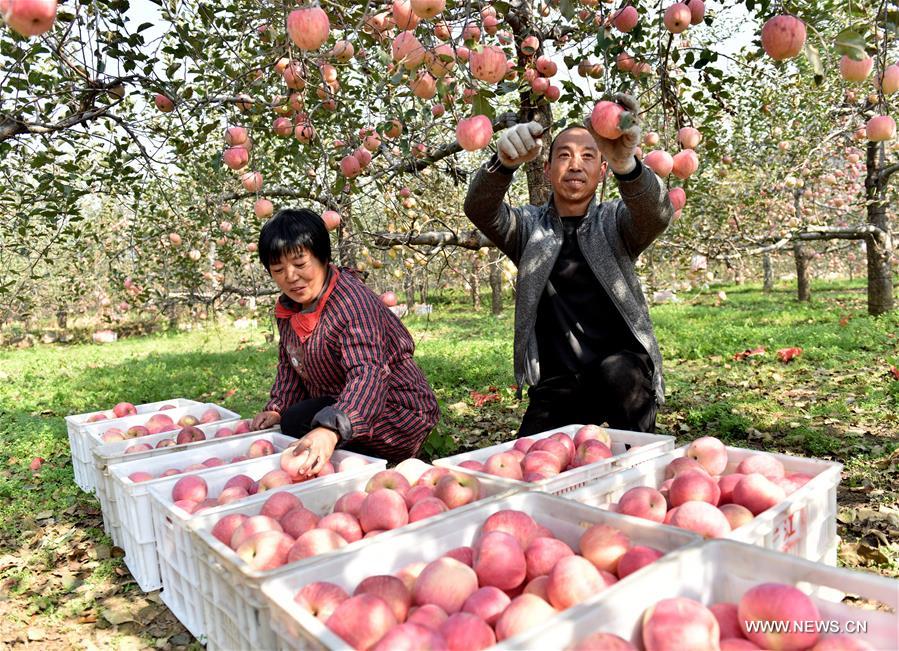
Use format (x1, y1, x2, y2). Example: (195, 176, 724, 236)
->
(260, 490, 701, 651)
(562, 445, 842, 565)
(502, 539, 898, 651)
(92, 418, 256, 547)
(435, 424, 675, 495)
(148, 449, 387, 641)
(73, 402, 240, 494)
(65, 398, 200, 492)
(185, 464, 520, 650)
(108, 432, 298, 592)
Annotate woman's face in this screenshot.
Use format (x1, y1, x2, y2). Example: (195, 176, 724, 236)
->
(268, 248, 328, 307)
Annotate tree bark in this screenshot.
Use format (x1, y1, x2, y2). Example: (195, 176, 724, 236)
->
(403, 268, 415, 306)
(794, 242, 811, 302)
(762, 254, 774, 292)
(489, 253, 503, 315)
(864, 140, 894, 315)
(337, 202, 358, 269)
(471, 257, 482, 309)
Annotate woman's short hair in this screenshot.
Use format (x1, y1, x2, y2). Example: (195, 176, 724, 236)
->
(258, 208, 331, 271)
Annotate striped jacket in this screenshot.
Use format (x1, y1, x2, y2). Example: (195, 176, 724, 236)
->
(265, 269, 440, 461)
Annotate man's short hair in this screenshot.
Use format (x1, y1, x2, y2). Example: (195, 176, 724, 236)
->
(547, 124, 593, 162)
(258, 208, 332, 271)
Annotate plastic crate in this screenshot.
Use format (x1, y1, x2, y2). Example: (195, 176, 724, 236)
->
(92, 418, 256, 547)
(260, 491, 701, 651)
(74, 402, 240, 494)
(502, 539, 898, 651)
(185, 464, 519, 650)
(108, 432, 298, 592)
(562, 445, 843, 565)
(65, 398, 200, 493)
(147, 449, 387, 642)
(435, 424, 675, 495)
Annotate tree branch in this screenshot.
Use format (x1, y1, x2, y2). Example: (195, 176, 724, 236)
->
(881, 162, 899, 183)
(371, 230, 495, 251)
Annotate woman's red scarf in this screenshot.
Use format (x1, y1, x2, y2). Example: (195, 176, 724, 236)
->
(273, 265, 340, 342)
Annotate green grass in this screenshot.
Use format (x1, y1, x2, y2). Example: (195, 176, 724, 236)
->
(0, 279, 897, 642)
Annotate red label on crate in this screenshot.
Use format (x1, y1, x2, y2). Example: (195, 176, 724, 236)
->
(772, 508, 806, 554)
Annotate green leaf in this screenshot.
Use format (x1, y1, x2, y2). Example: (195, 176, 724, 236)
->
(558, 0, 576, 20)
(834, 29, 867, 61)
(803, 41, 824, 87)
(472, 94, 496, 121)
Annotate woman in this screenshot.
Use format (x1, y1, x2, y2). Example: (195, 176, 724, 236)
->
(250, 208, 440, 472)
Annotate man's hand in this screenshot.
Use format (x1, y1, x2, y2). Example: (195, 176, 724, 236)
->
(285, 427, 338, 476)
(586, 93, 641, 175)
(497, 121, 545, 168)
(251, 410, 281, 431)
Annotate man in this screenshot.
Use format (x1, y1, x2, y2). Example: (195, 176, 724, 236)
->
(463, 94, 673, 435)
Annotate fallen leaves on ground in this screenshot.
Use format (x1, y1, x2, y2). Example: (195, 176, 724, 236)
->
(777, 347, 803, 363)
(733, 346, 766, 361)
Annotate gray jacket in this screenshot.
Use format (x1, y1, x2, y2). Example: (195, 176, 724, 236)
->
(463, 159, 673, 405)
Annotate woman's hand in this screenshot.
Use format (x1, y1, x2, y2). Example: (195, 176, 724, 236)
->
(286, 427, 339, 475)
(251, 410, 281, 431)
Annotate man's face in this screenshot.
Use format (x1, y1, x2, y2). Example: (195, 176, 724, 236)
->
(544, 128, 603, 210)
(268, 248, 328, 306)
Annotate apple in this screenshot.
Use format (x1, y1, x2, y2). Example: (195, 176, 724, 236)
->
(155, 439, 176, 449)
(173, 499, 200, 513)
(513, 438, 535, 453)
(642, 597, 720, 651)
(685, 437, 728, 475)
(101, 429, 125, 443)
(337, 456, 370, 473)
(317, 512, 363, 543)
(523, 575, 550, 601)
(732, 473, 786, 515)
(212, 513, 249, 545)
(669, 469, 721, 507)
(547, 555, 614, 609)
(287, 528, 347, 562)
(574, 425, 612, 448)
(355, 574, 412, 623)
(521, 450, 563, 477)
(483, 452, 523, 480)
(395, 561, 428, 592)
(736, 454, 785, 480)
(458, 460, 485, 472)
(177, 415, 199, 428)
(248, 439, 275, 458)
(409, 497, 449, 523)
(366, 469, 412, 494)
(739, 583, 821, 650)
(112, 402, 137, 418)
(524, 537, 574, 580)
(359, 488, 409, 532)
(280, 507, 320, 539)
(86, 413, 109, 423)
(214, 427, 234, 438)
(126, 425, 150, 439)
(224, 474, 257, 495)
(236, 530, 294, 570)
(124, 443, 152, 454)
(202, 457, 225, 468)
(160, 468, 181, 477)
(548, 432, 575, 464)
(717, 473, 746, 505)
(413, 558, 479, 614)
(807, 635, 874, 651)
(481, 510, 540, 550)
(257, 469, 293, 492)
(664, 457, 705, 479)
(128, 471, 154, 482)
(719, 503, 754, 530)
(444, 546, 474, 567)
(415, 466, 450, 489)
(473, 531, 527, 590)
(616, 546, 663, 579)
(407, 604, 449, 631)
(334, 490, 367, 518)
(618, 487, 667, 522)
(294, 581, 349, 622)
(230, 515, 282, 549)
(461, 586, 510, 626)
(217, 486, 249, 505)
(670, 501, 731, 538)
(709, 602, 742, 640)
(434, 472, 480, 509)
(494, 594, 557, 641)
(325, 594, 398, 651)
(572, 633, 638, 651)
(440, 612, 495, 651)
(233, 420, 252, 435)
(260, 491, 303, 519)
(371, 623, 446, 651)
(145, 413, 175, 434)
(171, 475, 207, 502)
(199, 407, 221, 424)
(579, 523, 631, 574)
(405, 485, 436, 508)
(572, 439, 613, 468)
(530, 438, 570, 468)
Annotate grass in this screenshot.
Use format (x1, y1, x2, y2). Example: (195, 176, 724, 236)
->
(0, 278, 897, 645)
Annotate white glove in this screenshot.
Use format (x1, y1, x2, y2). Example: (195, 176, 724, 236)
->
(497, 121, 545, 168)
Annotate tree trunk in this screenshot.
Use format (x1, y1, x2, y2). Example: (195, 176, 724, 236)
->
(470, 257, 482, 309)
(56, 309, 67, 329)
(489, 254, 503, 315)
(794, 242, 811, 302)
(164, 301, 178, 330)
(403, 269, 415, 306)
(762, 254, 774, 292)
(864, 141, 894, 315)
(337, 202, 358, 269)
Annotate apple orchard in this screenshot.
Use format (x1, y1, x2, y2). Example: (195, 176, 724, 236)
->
(0, 0, 897, 337)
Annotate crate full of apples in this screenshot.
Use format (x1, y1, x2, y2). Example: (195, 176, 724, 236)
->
(503, 539, 898, 651)
(144, 448, 385, 638)
(564, 436, 842, 565)
(435, 424, 675, 495)
(76, 402, 240, 493)
(182, 458, 521, 649)
(106, 432, 301, 592)
(65, 398, 201, 492)
(92, 418, 257, 547)
(259, 491, 701, 651)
